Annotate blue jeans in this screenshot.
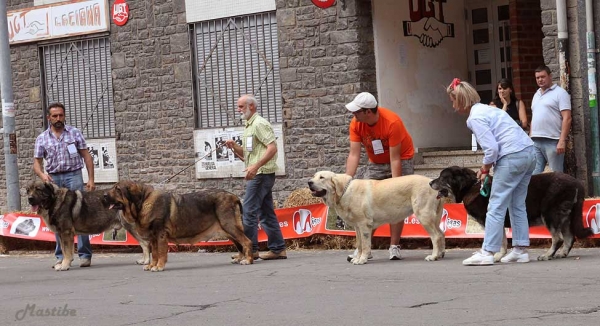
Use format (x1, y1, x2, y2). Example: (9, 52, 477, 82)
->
(532, 138, 564, 174)
(49, 169, 92, 260)
(482, 146, 536, 253)
(242, 173, 285, 253)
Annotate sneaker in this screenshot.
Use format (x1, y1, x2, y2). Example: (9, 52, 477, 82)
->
(500, 249, 530, 263)
(259, 250, 287, 260)
(231, 252, 260, 260)
(79, 258, 92, 268)
(346, 249, 373, 262)
(389, 245, 403, 260)
(462, 250, 494, 266)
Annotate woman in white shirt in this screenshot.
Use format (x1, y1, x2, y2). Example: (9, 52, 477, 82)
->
(446, 78, 536, 266)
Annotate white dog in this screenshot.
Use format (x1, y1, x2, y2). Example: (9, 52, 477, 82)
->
(308, 171, 445, 264)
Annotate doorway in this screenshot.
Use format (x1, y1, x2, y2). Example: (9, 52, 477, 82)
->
(466, 0, 511, 105)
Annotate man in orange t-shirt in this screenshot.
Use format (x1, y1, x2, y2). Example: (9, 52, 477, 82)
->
(343, 92, 415, 262)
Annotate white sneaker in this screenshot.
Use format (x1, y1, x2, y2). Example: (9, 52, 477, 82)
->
(500, 249, 530, 263)
(346, 249, 373, 262)
(463, 250, 494, 266)
(389, 245, 403, 260)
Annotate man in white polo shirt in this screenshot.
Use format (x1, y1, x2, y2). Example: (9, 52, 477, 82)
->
(530, 65, 571, 174)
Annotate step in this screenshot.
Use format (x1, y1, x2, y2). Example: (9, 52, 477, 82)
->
(414, 163, 479, 179)
(415, 150, 485, 167)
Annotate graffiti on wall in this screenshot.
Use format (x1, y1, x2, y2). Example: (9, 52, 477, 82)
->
(403, 0, 455, 48)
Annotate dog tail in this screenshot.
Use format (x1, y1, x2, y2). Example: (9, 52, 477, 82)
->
(571, 185, 593, 239)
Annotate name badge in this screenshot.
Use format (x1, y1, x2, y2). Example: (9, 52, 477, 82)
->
(67, 144, 78, 155)
(246, 136, 253, 152)
(372, 139, 384, 155)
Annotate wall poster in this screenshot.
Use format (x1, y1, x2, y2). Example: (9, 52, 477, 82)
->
(82, 137, 118, 183)
(193, 123, 286, 179)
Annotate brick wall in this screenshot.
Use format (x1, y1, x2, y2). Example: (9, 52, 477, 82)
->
(0, 0, 43, 211)
(539, 0, 589, 187)
(1, 0, 375, 212)
(510, 0, 545, 109)
(275, 0, 375, 194)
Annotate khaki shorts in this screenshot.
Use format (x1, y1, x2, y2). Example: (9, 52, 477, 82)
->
(355, 158, 414, 180)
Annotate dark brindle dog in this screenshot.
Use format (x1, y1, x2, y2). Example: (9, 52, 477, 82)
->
(430, 166, 592, 261)
(26, 181, 150, 271)
(103, 181, 253, 271)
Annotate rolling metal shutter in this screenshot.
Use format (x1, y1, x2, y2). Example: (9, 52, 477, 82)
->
(39, 37, 115, 139)
(192, 11, 282, 128)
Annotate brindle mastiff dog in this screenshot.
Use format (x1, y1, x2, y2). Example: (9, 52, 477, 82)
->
(104, 181, 253, 271)
(26, 181, 150, 271)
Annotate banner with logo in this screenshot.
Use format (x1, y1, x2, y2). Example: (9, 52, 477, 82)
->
(2, 200, 600, 246)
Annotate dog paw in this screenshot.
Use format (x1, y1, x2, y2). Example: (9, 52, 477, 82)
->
(352, 258, 368, 265)
(493, 253, 503, 262)
(537, 255, 553, 261)
(151, 266, 164, 272)
(239, 259, 252, 265)
(136, 259, 150, 265)
(424, 255, 439, 261)
(143, 264, 152, 271)
(55, 264, 70, 271)
(554, 252, 568, 259)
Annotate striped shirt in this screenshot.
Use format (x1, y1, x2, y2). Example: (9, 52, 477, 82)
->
(243, 113, 278, 174)
(34, 125, 88, 174)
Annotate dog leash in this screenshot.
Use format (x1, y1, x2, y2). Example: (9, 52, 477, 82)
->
(479, 175, 491, 197)
(159, 143, 245, 184)
(338, 178, 353, 200)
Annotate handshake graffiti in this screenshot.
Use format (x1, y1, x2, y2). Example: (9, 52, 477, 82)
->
(403, 17, 455, 48)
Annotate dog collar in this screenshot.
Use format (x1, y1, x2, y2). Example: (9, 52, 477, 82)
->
(339, 178, 353, 200)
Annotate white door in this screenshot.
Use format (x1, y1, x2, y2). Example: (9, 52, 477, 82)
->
(465, 0, 511, 105)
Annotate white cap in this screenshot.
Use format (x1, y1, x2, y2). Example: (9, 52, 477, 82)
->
(345, 92, 378, 112)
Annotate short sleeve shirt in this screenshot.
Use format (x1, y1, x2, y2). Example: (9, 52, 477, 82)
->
(34, 125, 87, 174)
(349, 107, 414, 163)
(242, 114, 278, 174)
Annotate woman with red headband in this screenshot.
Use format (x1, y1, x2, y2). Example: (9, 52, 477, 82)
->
(447, 78, 536, 266)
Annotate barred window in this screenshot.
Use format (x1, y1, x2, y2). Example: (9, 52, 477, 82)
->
(39, 37, 115, 139)
(191, 11, 283, 128)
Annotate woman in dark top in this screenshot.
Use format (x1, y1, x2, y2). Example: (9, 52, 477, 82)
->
(490, 78, 528, 129)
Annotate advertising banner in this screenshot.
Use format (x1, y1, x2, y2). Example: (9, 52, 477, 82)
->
(2, 200, 600, 246)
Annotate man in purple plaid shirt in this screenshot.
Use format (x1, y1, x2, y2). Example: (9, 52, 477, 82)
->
(33, 102, 96, 269)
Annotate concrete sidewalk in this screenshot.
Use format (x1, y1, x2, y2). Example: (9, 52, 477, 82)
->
(1, 248, 599, 326)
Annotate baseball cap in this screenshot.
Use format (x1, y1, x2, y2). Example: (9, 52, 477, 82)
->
(345, 92, 378, 112)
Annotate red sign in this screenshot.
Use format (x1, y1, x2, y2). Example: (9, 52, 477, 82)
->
(311, 0, 336, 9)
(112, 0, 129, 26)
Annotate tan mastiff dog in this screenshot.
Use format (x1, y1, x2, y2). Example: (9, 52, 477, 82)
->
(309, 171, 445, 264)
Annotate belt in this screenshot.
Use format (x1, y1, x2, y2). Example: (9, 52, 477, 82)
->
(49, 168, 82, 175)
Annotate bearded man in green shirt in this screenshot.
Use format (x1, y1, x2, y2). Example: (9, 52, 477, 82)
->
(225, 94, 287, 260)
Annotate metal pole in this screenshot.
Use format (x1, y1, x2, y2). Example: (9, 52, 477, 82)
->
(586, 0, 600, 196)
(0, 0, 21, 211)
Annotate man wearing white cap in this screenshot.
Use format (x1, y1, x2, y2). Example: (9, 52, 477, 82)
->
(344, 92, 415, 261)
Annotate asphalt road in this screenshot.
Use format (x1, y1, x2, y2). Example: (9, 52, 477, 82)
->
(1, 248, 599, 326)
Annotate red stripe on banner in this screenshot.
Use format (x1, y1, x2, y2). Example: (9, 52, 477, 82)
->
(2, 200, 600, 246)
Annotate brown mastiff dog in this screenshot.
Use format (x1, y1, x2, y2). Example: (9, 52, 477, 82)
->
(26, 181, 150, 271)
(103, 181, 253, 271)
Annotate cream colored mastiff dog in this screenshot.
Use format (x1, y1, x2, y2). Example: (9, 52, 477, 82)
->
(308, 171, 445, 264)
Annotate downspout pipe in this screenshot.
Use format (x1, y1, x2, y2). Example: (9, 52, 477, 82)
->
(556, 0, 569, 91)
(586, 0, 600, 195)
